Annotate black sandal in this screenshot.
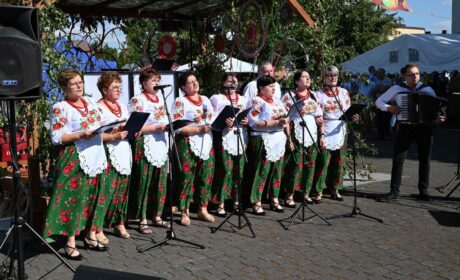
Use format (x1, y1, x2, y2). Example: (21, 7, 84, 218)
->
(270, 201, 284, 213)
(64, 244, 83, 261)
(214, 206, 227, 217)
(252, 204, 266, 216)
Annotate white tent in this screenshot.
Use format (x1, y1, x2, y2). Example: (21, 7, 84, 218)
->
(342, 34, 460, 73)
(176, 53, 258, 73)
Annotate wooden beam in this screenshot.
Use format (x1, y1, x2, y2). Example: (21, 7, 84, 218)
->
(286, 0, 315, 29)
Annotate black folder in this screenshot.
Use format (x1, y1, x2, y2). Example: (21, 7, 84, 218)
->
(93, 120, 126, 134)
(339, 103, 367, 121)
(236, 107, 251, 123)
(123, 112, 150, 140)
(166, 119, 194, 131)
(212, 106, 240, 131)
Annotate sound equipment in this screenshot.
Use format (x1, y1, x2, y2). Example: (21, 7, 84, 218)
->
(73, 265, 165, 280)
(0, 6, 41, 99)
(395, 91, 448, 125)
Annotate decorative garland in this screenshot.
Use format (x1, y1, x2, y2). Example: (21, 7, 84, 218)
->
(157, 35, 176, 59)
(235, 0, 268, 59)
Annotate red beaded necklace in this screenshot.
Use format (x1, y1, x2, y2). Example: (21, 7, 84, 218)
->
(323, 86, 338, 97)
(185, 95, 203, 106)
(66, 97, 88, 116)
(103, 99, 122, 118)
(296, 89, 311, 100)
(144, 92, 159, 103)
(258, 94, 274, 104)
(225, 93, 239, 104)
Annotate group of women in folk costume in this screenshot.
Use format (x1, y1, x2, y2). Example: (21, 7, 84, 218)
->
(43, 65, 355, 259)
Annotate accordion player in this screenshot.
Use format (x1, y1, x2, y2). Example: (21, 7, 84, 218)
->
(394, 91, 448, 125)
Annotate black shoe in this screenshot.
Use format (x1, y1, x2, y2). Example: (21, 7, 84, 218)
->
(63, 244, 83, 261)
(377, 192, 399, 202)
(270, 202, 284, 213)
(214, 206, 227, 218)
(417, 193, 431, 202)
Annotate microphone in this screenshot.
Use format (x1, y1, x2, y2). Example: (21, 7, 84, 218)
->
(153, 84, 171, 91)
(223, 86, 237, 91)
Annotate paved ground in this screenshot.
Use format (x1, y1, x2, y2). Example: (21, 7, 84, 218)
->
(1, 128, 460, 280)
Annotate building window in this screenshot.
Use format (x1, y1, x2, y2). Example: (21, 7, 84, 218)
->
(409, 48, 419, 62)
(389, 51, 398, 63)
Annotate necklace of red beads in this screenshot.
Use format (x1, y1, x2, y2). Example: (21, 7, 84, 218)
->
(323, 86, 339, 97)
(103, 99, 122, 118)
(66, 97, 88, 116)
(144, 92, 159, 103)
(185, 95, 203, 106)
(296, 89, 311, 100)
(258, 94, 274, 104)
(225, 93, 239, 104)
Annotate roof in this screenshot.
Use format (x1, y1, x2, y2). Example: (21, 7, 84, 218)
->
(341, 34, 460, 73)
(56, 0, 237, 19)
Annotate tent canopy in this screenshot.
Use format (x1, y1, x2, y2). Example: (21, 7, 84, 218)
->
(342, 34, 460, 74)
(176, 53, 258, 73)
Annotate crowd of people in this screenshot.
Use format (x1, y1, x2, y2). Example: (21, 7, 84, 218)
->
(43, 61, 448, 260)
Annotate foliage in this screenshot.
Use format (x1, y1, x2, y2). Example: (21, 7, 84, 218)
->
(248, 0, 401, 76)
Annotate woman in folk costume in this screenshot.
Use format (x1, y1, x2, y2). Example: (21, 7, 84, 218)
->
(313, 65, 357, 203)
(246, 75, 290, 215)
(128, 68, 170, 234)
(172, 71, 216, 226)
(90, 71, 132, 243)
(43, 69, 107, 260)
(210, 74, 248, 217)
(281, 71, 325, 206)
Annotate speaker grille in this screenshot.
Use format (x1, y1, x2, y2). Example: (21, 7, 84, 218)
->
(0, 27, 40, 97)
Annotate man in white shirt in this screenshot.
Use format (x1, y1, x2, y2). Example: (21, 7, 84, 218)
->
(243, 61, 282, 106)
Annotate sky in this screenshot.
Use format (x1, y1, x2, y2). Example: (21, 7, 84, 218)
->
(393, 0, 453, 33)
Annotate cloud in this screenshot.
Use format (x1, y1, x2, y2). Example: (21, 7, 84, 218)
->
(431, 20, 451, 33)
(442, 0, 452, 7)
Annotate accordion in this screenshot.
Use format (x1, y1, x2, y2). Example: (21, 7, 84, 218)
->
(395, 91, 448, 125)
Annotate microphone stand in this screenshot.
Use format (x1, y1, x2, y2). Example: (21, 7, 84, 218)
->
(211, 88, 255, 238)
(278, 89, 331, 230)
(138, 88, 204, 252)
(325, 86, 383, 223)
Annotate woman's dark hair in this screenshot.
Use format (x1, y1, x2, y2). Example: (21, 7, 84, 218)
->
(256, 75, 276, 92)
(178, 71, 197, 90)
(139, 68, 160, 90)
(220, 73, 238, 91)
(293, 70, 310, 82)
(97, 71, 121, 95)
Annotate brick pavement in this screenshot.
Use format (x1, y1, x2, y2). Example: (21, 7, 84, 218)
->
(1, 128, 460, 280)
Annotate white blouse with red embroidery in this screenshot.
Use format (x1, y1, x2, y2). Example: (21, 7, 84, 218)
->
(315, 87, 351, 150)
(49, 97, 107, 177)
(128, 93, 169, 167)
(247, 96, 287, 162)
(210, 93, 248, 156)
(100, 102, 132, 175)
(172, 95, 216, 160)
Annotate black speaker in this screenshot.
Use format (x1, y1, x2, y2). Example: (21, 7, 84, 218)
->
(0, 5, 41, 99)
(73, 265, 165, 280)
